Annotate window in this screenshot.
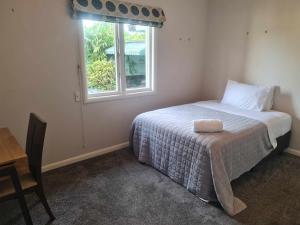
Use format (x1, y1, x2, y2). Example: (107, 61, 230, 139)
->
(80, 20, 156, 102)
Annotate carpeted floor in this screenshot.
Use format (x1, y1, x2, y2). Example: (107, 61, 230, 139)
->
(0, 149, 300, 225)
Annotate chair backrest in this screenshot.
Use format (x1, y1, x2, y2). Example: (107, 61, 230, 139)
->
(26, 113, 47, 184)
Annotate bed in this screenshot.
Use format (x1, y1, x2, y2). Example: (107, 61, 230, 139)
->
(130, 100, 292, 216)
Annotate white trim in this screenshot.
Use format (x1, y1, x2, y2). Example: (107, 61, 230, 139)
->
(85, 90, 157, 103)
(286, 148, 300, 158)
(42, 142, 129, 172)
(118, 23, 127, 94)
(41, 144, 300, 173)
(78, 21, 157, 104)
(116, 23, 122, 94)
(152, 28, 158, 93)
(78, 20, 89, 104)
(75, 21, 87, 149)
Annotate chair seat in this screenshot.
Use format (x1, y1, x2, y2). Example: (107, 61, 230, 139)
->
(0, 174, 37, 198)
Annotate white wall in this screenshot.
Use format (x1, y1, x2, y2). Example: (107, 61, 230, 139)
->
(0, 0, 207, 164)
(202, 0, 300, 150)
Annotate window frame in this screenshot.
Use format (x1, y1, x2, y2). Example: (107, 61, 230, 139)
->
(78, 20, 157, 104)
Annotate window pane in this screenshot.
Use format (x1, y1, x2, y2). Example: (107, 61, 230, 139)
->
(82, 20, 117, 94)
(123, 24, 148, 89)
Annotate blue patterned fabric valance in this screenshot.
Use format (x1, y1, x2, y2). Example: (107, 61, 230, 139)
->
(72, 0, 166, 28)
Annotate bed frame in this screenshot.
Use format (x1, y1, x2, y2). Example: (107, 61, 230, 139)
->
(273, 131, 291, 155)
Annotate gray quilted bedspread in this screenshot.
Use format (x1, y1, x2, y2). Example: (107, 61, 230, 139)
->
(130, 103, 273, 215)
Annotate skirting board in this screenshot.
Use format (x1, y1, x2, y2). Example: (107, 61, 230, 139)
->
(42, 142, 129, 172)
(286, 148, 300, 158)
(42, 144, 299, 173)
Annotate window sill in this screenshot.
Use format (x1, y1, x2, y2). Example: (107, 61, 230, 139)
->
(84, 90, 157, 104)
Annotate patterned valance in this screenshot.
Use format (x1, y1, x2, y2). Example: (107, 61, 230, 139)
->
(72, 0, 166, 28)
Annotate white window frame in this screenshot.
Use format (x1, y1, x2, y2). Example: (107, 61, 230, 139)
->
(78, 21, 157, 104)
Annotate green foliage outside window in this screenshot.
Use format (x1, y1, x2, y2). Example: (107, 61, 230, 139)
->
(83, 21, 145, 92)
(84, 22, 116, 91)
(87, 60, 116, 91)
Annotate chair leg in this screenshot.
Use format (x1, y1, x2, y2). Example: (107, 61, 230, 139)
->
(16, 195, 33, 225)
(8, 167, 33, 225)
(35, 187, 55, 221)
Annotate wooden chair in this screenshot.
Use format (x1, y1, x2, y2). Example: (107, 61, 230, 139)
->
(0, 165, 33, 225)
(0, 113, 55, 223)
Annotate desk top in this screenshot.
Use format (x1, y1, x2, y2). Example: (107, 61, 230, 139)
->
(0, 128, 27, 167)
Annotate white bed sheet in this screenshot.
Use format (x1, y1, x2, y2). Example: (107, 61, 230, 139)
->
(193, 101, 292, 148)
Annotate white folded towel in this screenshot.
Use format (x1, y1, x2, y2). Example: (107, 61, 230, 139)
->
(193, 119, 223, 133)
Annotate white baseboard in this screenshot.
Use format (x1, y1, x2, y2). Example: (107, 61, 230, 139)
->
(42, 142, 129, 172)
(42, 143, 298, 173)
(286, 148, 300, 158)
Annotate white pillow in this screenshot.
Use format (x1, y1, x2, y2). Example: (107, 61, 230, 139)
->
(221, 80, 274, 112)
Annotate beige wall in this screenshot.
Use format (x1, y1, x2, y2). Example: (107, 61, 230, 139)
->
(3, 0, 297, 165)
(0, 0, 207, 164)
(202, 0, 300, 149)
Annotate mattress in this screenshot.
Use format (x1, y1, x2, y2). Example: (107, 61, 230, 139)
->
(193, 101, 292, 148)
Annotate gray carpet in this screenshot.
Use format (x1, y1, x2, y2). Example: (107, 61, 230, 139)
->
(0, 149, 300, 225)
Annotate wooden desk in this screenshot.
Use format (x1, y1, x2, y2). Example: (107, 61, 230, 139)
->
(0, 128, 29, 176)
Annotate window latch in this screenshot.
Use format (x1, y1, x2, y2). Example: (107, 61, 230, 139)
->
(77, 64, 81, 73)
